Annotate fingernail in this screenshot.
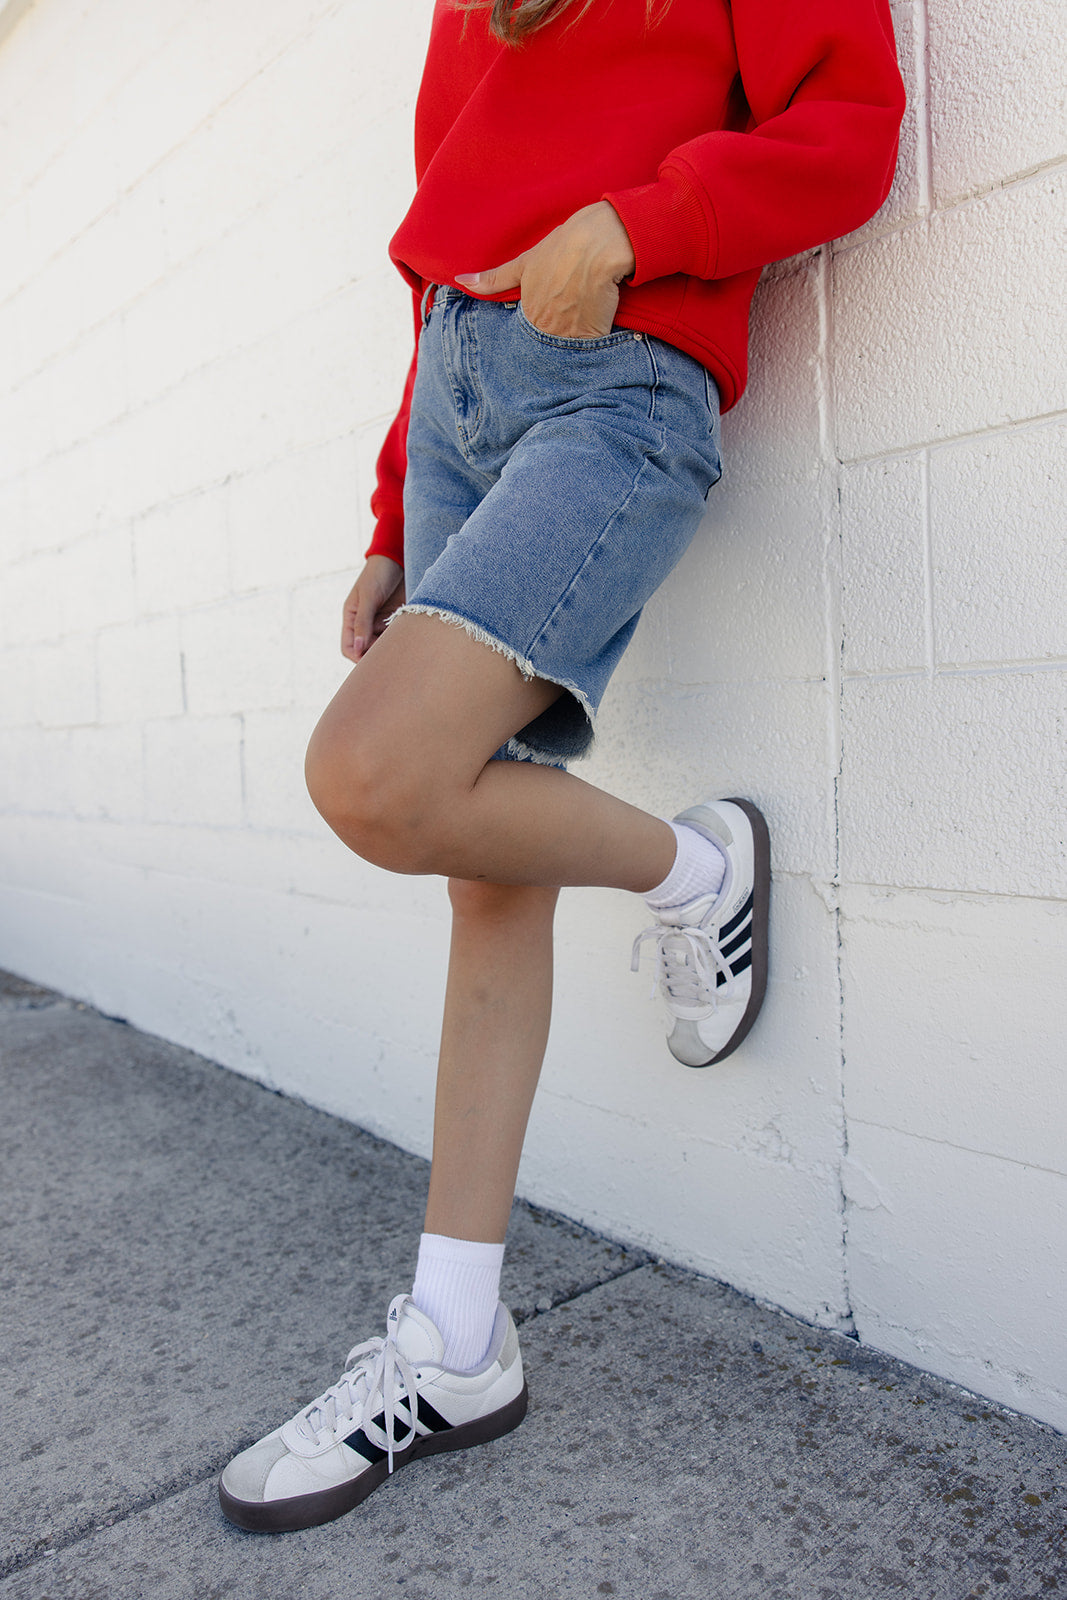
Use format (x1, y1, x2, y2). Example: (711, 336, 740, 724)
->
(454, 272, 481, 287)
(353, 637, 365, 656)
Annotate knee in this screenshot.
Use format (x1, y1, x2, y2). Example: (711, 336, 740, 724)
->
(447, 877, 559, 924)
(304, 716, 435, 874)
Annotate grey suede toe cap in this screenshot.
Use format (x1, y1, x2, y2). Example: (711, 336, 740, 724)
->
(220, 1431, 288, 1503)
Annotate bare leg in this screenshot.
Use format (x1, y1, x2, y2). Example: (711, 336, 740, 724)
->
(424, 879, 559, 1244)
(306, 610, 685, 1260)
(305, 610, 677, 890)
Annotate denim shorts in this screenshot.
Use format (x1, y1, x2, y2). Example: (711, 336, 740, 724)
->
(400, 284, 723, 765)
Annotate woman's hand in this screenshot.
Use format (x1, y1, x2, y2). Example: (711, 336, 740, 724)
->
(341, 555, 405, 663)
(456, 201, 636, 340)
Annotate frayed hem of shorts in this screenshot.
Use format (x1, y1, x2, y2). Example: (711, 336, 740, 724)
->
(396, 603, 596, 762)
(501, 735, 568, 768)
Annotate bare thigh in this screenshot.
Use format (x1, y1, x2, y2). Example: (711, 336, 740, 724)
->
(304, 609, 672, 890)
(307, 610, 563, 798)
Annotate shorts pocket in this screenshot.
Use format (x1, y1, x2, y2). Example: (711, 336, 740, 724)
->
(515, 302, 639, 352)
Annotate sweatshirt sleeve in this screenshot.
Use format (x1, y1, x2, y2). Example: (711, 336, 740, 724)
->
(603, 0, 905, 285)
(364, 290, 424, 567)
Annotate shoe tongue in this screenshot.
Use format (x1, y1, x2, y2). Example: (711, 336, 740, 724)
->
(656, 894, 717, 928)
(393, 1299, 445, 1365)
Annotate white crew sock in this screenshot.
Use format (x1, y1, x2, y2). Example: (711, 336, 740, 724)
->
(412, 1232, 505, 1373)
(644, 820, 727, 910)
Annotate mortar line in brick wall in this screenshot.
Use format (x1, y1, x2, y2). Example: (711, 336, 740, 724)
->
(832, 853, 856, 1335)
(0, 0, 351, 276)
(813, 245, 842, 885)
(920, 448, 935, 677)
(0, 0, 206, 251)
(938, 657, 1067, 676)
(0, 50, 370, 359)
(843, 658, 1067, 682)
(814, 242, 855, 1333)
(836, 407, 1067, 468)
(838, 879, 1067, 908)
(831, 844, 855, 1333)
(845, 1118, 1067, 1181)
(812, 243, 840, 728)
(0, 102, 378, 341)
(931, 153, 1067, 215)
(0, 417, 358, 537)
(2, 227, 378, 417)
(827, 216, 929, 263)
(1, 269, 383, 488)
(913, 0, 933, 217)
(828, 155, 1067, 265)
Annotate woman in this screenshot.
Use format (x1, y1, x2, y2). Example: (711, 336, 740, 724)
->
(220, 0, 904, 1532)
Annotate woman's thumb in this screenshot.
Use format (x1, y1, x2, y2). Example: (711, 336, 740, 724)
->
(456, 257, 522, 295)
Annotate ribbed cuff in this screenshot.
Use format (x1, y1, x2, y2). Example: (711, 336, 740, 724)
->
(603, 161, 718, 286)
(644, 819, 726, 910)
(412, 1233, 506, 1373)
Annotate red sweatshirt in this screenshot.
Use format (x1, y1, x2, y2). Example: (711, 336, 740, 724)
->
(367, 0, 905, 565)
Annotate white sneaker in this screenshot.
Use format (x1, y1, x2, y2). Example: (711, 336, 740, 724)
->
(219, 1295, 527, 1532)
(632, 798, 770, 1067)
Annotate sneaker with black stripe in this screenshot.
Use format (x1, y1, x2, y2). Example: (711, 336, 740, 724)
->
(632, 798, 770, 1067)
(219, 1295, 527, 1532)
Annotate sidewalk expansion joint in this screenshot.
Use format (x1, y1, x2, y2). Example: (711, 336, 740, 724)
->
(1, 1265, 651, 1581)
(511, 1255, 651, 1326)
(0, 1464, 227, 1582)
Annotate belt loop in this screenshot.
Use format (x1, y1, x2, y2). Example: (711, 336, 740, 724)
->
(420, 282, 437, 327)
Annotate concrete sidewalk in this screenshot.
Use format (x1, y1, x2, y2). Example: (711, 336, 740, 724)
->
(1, 971, 1064, 1600)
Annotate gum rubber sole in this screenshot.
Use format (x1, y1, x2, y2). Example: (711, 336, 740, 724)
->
(219, 1381, 529, 1533)
(667, 796, 771, 1068)
(703, 797, 770, 1066)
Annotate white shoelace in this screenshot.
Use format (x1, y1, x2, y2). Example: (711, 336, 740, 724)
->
(292, 1294, 424, 1474)
(631, 921, 736, 1010)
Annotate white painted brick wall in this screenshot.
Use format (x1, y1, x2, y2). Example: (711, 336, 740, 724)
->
(0, 0, 1064, 1430)
(928, 0, 1067, 204)
(98, 616, 184, 724)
